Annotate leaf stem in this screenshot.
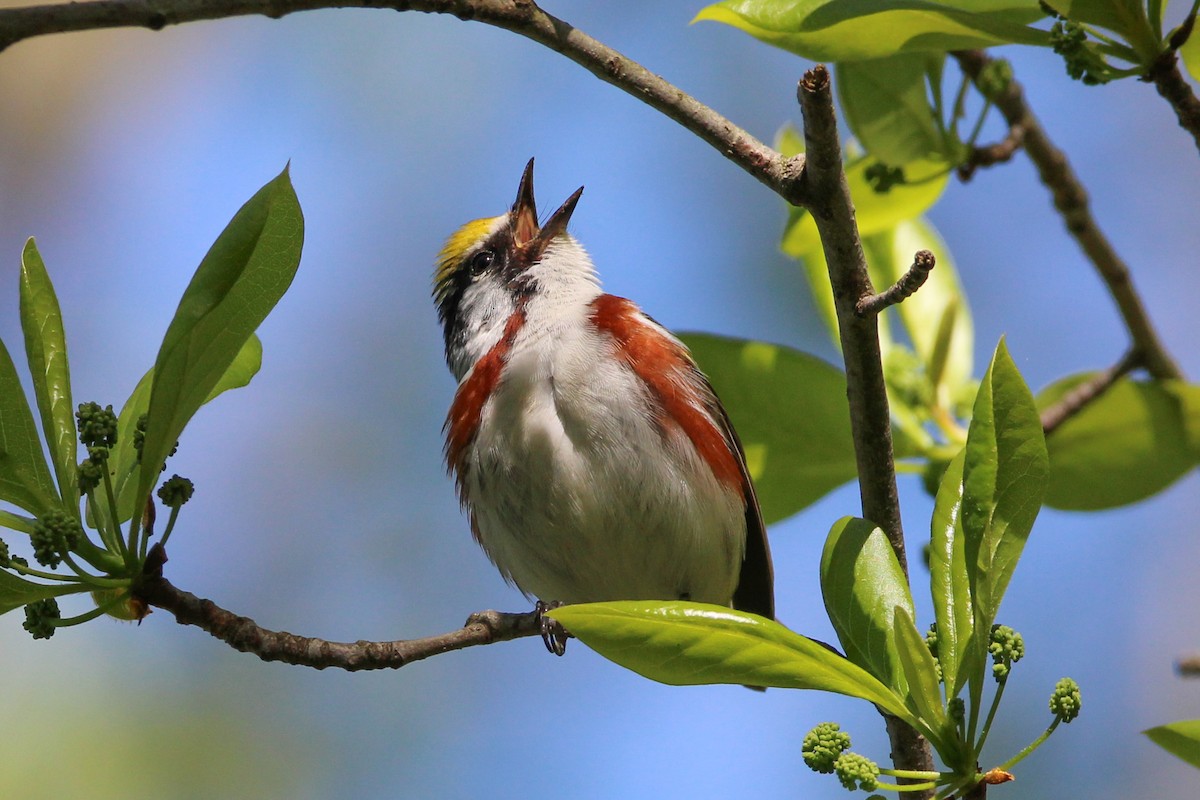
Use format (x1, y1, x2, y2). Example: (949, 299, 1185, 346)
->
(998, 718, 1060, 772)
(876, 779, 939, 793)
(156, 504, 181, 554)
(972, 677, 1007, 756)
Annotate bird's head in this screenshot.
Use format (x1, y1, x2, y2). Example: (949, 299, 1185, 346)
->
(433, 159, 593, 379)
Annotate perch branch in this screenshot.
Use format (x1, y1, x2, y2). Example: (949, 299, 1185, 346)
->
(797, 64, 934, 799)
(955, 49, 1182, 381)
(1040, 349, 1141, 435)
(134, 570, 542, 670)
(856, 250, 935, 316)
(0, 0, 806, 205)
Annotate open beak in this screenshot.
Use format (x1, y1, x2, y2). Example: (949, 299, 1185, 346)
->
(511, 158, 584, 251)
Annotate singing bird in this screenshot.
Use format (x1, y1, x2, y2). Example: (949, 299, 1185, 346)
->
(433, 160, 773, 650)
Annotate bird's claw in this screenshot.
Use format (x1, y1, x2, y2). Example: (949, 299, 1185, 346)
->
(535, 600, 570, 656)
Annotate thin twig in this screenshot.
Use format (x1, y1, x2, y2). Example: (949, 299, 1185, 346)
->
(958, 121, 1026, 181)
(1040, 349, 1142, 435)
(0, 0, 806, 205)
(797, 64, 934, 800)
(856, 250, 936, 316)
(954, 49, 1182, 382)
(134, 567, 542, 670)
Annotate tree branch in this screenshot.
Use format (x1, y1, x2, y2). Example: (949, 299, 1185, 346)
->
(797, 64, 934, 799)
(955, 49, 1183, 382)
(0, 0, 806, 205)
(1147, 11, 1200, 155)
(1040, 348, 1141, 435)
(134, 571, 542, 670)
(1148, 52, 1200, 156)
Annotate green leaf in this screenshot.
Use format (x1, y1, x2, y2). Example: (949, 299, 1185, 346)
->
(135, 168, 302, 510)
(821, 517, 916, 695)
(1038, 377, 1200, 510)
(928, 449, 975, 700)
(892, 606, 950, 737)
(867, 219, 973, 405)
(961, 339, 1047, 630)
(0, 509, 37, 534)
(550, 601, 916, 720)
(788, 240, 841, 347)
(0, 338, 60, 517)
(837, 54, 948, 165)
(694, 0, 1050, 62)
(1145, 720, 1200, 770)
(775, 122, 805, 158)
(19, 238, 77, 509)
(782, 157, 949, 257)
(680, 334, 856, 522)
(1043, 1, 1159, 61)
(0, 571, 83, 616)
(98, 334, 264, 527)
(1182, 21, 1200, 83)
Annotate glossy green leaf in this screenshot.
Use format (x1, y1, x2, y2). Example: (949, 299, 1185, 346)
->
(1145, 720, 1200, 770)
(0, 338, 59, 517)
(19, 239, 77, 509)
(928, 449, 975, 700)
(783, 158, 949, 257)
(680, 334, 855, 522)
(867, 219, 973, 405)
(550, 601, 916, 720)
(97, 334, 264, 527)
(0, 509, 37, 534)
(695, 0, 1049, 61)
(0, 570, 83, 616)
(820, 517, 915, 694)
(837, 54, 947, 165)
(136, 168, 302, 510)
(961, 339, 1047, 629)
(892, 606, 950, 740)
(1037, 377, 1200, 510)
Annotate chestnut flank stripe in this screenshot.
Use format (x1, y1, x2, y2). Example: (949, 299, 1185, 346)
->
(445, 310, 527, 479)
(588, 295, 742, 490)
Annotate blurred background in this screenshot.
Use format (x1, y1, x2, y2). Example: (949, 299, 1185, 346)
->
(1, 1, 1198, 797)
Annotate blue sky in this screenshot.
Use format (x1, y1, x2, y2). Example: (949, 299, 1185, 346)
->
(1, 2, 1198, 797)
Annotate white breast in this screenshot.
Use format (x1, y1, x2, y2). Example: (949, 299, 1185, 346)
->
(461, 318, 746, 605)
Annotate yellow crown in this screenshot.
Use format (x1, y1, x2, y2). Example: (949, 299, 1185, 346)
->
(433, 215, 501, 307)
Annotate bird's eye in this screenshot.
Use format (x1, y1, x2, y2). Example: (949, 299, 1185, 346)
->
(469, 249, 495, 276)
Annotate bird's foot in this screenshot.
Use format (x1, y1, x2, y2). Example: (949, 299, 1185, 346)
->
(535, 600, 570, 656)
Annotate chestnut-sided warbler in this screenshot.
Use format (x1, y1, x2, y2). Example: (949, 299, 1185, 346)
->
(433, 160, 774, 642)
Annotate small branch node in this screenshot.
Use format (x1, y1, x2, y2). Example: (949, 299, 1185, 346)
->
(799, 63, 830, 95)
(958, 122, 1026, 182)
(856, 250, 936, 317)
